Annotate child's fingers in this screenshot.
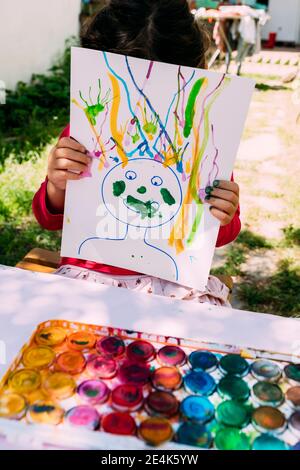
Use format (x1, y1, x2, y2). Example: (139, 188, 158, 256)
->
(209, 188, 239, 207)
(55, 158, 88, 174)
(209, 207, 232, 226)
(57, 137, 86, 154)
(61, 170, 83, 181)
(212, 180, 239, 195)
(206, 197, 235, 215)
(52, 169, 82, 184)
(55, 148, 91, 166)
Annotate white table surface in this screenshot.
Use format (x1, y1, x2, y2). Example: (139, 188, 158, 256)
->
(0, 265, 300, 449)
(1, 266, 300, 374)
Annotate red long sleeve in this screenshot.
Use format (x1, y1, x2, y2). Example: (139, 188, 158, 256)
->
(32, 124, 68, 231)
(216, 172, 241, 247)
(216, 204, 241, 247)
(32, 177, 64, 231)
(32, 125, 241, 274)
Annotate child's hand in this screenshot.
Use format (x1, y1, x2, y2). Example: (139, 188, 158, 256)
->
(48, 137, 91, 191)
(205, 180, 239, 226)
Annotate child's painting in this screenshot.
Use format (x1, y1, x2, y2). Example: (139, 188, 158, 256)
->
(61, 47, 254, 289)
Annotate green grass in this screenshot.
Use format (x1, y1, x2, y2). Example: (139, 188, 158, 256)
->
(238, 259, 300, 317)
(0, 38, 76, 168)
(255, 83, 291, 92)
(212, 229, 273, 278)
(0, 221, 61, 267)
(212, 245, 246, 277)
(282, 225, 300, 247)
(212, 226, 300, 317)
(236, 230, 273, 250)
(242, 73, 283, 81)
(0, 154, 60, 266)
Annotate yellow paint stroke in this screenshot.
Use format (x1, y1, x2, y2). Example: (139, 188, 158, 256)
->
(185, 159, 191, 175)
(137, 101, 147, 124)
(137, 100, 156, 141)
(177, 133, 184, 148)
(72, 98, 107, 172)
(168, 78, 209, 254)
(169, 77, 232, 253)
(108, 73, 128, 167)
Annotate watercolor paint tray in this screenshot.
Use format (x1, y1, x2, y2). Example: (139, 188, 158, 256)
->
(0, 319, 300, 450)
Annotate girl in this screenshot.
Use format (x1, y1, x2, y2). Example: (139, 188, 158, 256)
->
(33, 0, 241, 306)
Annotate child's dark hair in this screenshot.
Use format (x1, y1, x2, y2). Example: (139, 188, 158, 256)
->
(81, 0, 209, 68)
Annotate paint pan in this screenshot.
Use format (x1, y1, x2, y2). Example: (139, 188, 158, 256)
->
(102, 412, 137, 436)
(180, 396, 214, 424)
(145, 391, 179, 418)
(42, 372, 76, 400)
(183, 370, 216, 396)
(151, 367, 182, 392)
(65, 405, 100, 431)
(157, 345, 186, 367)
(219, 354, 249, 377)
(138, 417, 173, 445)
(77, 380, 110, 405)
(111, 384, 143, 413)
(55, 351, 86, 375)
(188, 351, 218, 373)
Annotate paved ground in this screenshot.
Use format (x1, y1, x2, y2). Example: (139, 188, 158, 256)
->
(215, 47, 300, 83)
(211, 49, 300, 315)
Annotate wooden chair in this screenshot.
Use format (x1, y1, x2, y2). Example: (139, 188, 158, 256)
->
(16, 248, 60, 274)
(17, 248, 234, 296)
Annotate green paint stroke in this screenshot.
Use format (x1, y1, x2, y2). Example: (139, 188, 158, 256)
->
(187, 204, 204, 245)
(137, 186, 147, 195)
(113, 180, 126, 197)
(131, 132, 140, 144)
(143, 122, 158, 135)
(126, 196, 159, 219)
(187, 77, 232, 245)
(183, 78, 206, 139)
(80, 79, 111, 126)
(160, 188, 176, 206)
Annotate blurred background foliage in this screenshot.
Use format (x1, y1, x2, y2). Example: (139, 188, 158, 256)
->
(0, 39, 75, 168)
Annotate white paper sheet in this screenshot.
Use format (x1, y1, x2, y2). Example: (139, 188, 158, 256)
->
(61, 47, 254, 289)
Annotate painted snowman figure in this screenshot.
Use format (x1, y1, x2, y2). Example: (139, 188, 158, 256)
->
(79, 158, 183, 281)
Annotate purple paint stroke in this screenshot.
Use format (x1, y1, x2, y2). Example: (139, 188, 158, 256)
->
(191, 75, 225, 200)
(200, 154, 209, 172)
(99, 104, 109, 139)
(207, 123, 220, 186)
(126, 56, 176, 154)
(126, 61, 155, 145)
(174, 110, 185, 129)
(146, 61, 154, 79)
(179, 68, 187, 128)
(197, 126, 220, 201)
(196, 74, 225, 139)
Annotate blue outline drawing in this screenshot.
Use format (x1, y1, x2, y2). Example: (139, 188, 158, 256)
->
(78, 158, 182, 281)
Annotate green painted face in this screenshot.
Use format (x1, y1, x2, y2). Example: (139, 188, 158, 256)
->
(160, 188, 176, 206)
(102, 159, 182, 229)
(137, 186, 147, 195)
(112, 180, 176, 220)
(113, 180, 126, 197)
